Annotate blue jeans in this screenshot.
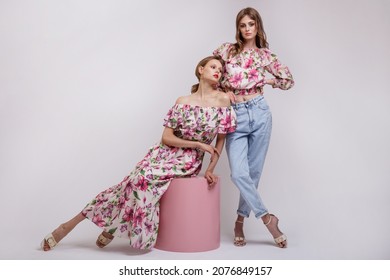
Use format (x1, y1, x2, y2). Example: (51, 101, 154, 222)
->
(226, 95, 272, 219)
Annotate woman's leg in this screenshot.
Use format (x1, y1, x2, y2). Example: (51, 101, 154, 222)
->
(233, 214, 246, 246)
(261, 214, 287, 248)
(226, 106, 269, 219)
(246, 98, 272, 219)
(226, 103, 267, 246)
(249, 98, 287, 248)
(228, 97, 287, 248)
(41, 212, 86, 251)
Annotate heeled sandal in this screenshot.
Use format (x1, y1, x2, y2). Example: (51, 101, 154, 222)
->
(41, 233, 58, 251)
(96, 231, 114, 248)
(233, 220, 246, 247)
(264, 214, 287, 248)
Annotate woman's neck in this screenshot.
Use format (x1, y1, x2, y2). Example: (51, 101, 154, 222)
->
(196, 82, 215, 97)
(192, 82, 217, 104)
(243, 38, 257, 50)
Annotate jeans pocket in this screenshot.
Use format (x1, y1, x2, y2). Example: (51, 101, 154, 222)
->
(256, 99, 269, 110)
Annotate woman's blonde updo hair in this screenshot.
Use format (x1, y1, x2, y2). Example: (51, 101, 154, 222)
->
(191, 55, 225, 93)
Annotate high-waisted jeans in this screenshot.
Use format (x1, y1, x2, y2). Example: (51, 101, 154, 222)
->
(226, 95, 272, 219)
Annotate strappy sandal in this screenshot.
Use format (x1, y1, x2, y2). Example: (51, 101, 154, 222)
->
(96, 231, 114, 248)
(233, 220, 246, 247)
(41, 233, 58, 251)
(264, 214, 287, 248)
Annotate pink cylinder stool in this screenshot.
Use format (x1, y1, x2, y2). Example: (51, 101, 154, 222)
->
(155, 177, 220, 252)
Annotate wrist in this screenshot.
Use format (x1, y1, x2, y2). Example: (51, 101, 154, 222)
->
(193, 141, 200, 149)
(266, 79, 274, 85)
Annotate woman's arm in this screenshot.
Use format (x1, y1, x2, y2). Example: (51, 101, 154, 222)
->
(204, 133, 226, 187)
(161, 127, 219, 156)
(264, 51, 294, 90)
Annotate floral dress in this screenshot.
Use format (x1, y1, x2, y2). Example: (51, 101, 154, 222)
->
(82, 103, 236, 249)
(213, 43, 294, 95)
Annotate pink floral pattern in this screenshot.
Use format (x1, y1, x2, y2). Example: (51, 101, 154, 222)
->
(213, 43, 294, 95)
(82, 104, 236, 249)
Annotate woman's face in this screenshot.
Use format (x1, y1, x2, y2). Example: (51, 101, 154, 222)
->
(239, 15, 257, 41)
(200, 59, 223, 83)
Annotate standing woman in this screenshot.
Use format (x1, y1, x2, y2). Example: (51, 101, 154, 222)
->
(213, 7, 294, 248)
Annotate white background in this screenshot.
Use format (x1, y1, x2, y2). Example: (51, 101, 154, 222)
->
(1, 0, 389, 261)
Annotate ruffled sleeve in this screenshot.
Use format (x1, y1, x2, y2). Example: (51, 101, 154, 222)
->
(213, 42, 233, 61)
(260, 49, 294, 90)
(162, 104, 183, 129)
(218, 107, 237, 134)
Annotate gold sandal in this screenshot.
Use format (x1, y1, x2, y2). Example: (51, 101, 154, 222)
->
(41, 233, 58, 251)
(264, 214, 287, 248)
(233, 220, 246, 247)
(96, 231, 114, 248)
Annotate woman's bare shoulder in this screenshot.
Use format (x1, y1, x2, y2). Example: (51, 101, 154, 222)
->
(216, 91, 231, 107)
(175, 95, 191, 104)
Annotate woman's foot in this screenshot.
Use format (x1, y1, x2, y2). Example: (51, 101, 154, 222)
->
(96, 231, 114, 248)
(41, 213, 85, 251)
(41, 223, 70, 251)
(263, 214, 287, 248)
(233, 219, 246, 247)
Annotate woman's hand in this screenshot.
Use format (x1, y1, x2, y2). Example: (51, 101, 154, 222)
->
(264, 79, 276, 87)
(198, 142, 221, 158)
(226, 91, 236, 104)
(205, 170, 218, 188)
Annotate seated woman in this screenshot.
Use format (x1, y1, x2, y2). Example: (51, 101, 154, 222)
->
(41, 55, 236, 251)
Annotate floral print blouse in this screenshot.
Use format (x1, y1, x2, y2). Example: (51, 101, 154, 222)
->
(213, 42, 294, 95)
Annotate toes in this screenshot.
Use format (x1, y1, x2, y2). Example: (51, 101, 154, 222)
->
(234, 241, 246, 247)
(42, 240, 51, 251)
(42, 241, 49, 251)
(276, 238, 287, 248)
(234, 236, 246, 247)
(96, 232, 114, 248)
(279, 241, 287, 248)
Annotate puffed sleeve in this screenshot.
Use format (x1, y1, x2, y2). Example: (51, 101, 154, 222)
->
(213, 42, 233, 61)
(218, 107, 237, 134)
(261, 49, 294, 90)
(163, 104, 183, 129)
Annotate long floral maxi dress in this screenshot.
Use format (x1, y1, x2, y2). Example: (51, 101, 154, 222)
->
(81, 103, 236, 250)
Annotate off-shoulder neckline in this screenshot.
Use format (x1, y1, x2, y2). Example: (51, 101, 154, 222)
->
(223, 42, 270, 53)
(174, 103, 231, 110)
